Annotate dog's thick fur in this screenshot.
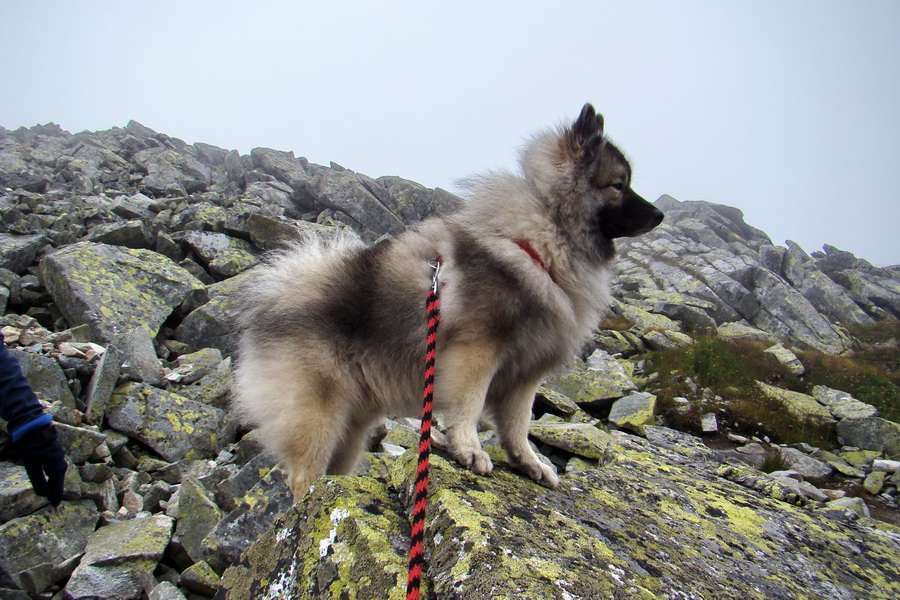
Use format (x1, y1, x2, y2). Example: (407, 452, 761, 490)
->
(233, 104, 663, 498)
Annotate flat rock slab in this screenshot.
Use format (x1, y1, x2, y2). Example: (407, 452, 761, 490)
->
(528, 420, 613, 460)
(218, 446, 900, 600)
(107, 381, 237, 461)
(608, 392, 657, 434)
(837, 417, 900, 459)
(0, 503, 99, 595)
(756, 381, 836, 426)
(40, 241, 205, 343)
(65, 515, 174, 600)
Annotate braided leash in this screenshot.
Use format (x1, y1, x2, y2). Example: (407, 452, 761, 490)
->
(406, 257, 442, 600)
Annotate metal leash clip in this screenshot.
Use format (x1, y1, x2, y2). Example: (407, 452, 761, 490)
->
(429, 258, 443, 295)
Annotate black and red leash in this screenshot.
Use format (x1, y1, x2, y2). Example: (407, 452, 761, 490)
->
(406, 257, 443, 600)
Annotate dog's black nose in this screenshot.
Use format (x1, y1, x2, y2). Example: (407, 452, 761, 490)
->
(650, 207, 664, 227)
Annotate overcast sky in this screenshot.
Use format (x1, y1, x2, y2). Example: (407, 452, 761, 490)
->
(2, 1, 898, 265)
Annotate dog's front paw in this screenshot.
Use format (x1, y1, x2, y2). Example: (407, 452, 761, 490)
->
(449, 445, 494, 476)
(515, 457, 560, 489)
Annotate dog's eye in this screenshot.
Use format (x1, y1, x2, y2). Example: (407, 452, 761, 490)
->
(609, 182, 625, 191)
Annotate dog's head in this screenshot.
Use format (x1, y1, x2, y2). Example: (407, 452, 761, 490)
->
(522, 103, 663, 255)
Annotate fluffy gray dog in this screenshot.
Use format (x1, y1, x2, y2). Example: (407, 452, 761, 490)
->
(233, 104, 663, 498)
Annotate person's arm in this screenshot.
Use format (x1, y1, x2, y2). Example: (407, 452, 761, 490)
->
(1, 332, 67, 505)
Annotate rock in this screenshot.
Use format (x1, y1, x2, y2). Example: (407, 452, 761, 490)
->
(40, 241, 205, 343)
(755, 382, 836, 427)
(642, 328, 694, 350)
(716, 322, 778, 345)
(149, 581, 188, 600)
(701, 412, 719, 433)
(527, 420, 613, 460)
(534, 386, 582, 416)
(863, 471, 887, 495)
(0, 462, 48, 521)
(0, 503, 98, 595)
(178, 356, 233, 408)
(0, 233, 45, 274)
(811, 385, 879, 420)
(106, 381, 237, 461)
(543, 353, 636, 409)
(219, 448, 900, 599)
(174, 347, 223, 384)
(83, 340, 123, 424)
(202, 465, 293, 571)
(64, 515, 174, 600)
(174, 272, 251, 354)
(825, 497, 871, 520)
(118, 326, 165, 386)
(182, 230, 258, 278)
(180, 560, 220, 596)
(837, 418, 900, 459)
(54, 422, 106, 464)
(174, 476, 224, 564)
(9, 348, 77, 408)
(872, 459, 900, 473)
(777, 447, 834, 480)
(607, 392, 656, 435)
(763, 343, 805, 376)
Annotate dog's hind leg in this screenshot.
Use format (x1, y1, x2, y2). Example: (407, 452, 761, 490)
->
(326, 411, 381, 475)
(492, 379, 559, 489)
(435, 341, 498, 476)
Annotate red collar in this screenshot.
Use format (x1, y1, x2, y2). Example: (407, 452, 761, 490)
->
(514, 239, 552, 277)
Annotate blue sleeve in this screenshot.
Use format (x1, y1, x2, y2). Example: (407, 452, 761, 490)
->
(0, 331, 48, 440)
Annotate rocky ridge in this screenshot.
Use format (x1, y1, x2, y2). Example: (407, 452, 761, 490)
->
(0, 121, 898, 599)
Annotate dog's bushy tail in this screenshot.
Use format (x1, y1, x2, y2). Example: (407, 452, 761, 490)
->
(236, 228, 365, 330)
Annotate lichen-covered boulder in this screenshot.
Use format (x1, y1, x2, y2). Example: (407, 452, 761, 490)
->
(544, 354, 636, 409)
(39, 241, 205, 343)
(756, 381, 836, 427)
(174, 271, 251, 354)
(812, 385, 879, 420)
(10, 348, 77, 408)
(218, 443, 900, 599)
(64, 515, 174, 600)
(608, 391, 657, 434)
(173, 476, 225, 564)
(217, 475, 410, 600)
(0, 503, 99, 596)
(837, 417, 900, 459)
(0, 462, 48, 520)
(182, 231, 258, 278)
(106, 381, 237, 462)
(203, 465, 293, 571)
(0, 233, 45, 274)
(528, 419, 613, 460)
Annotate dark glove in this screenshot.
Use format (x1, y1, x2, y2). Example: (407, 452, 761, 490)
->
(15, 424, 67, 506)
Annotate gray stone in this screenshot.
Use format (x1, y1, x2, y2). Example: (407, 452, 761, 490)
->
(106, 381, 237, 461)
(83, 341, 123, 424)
(39, 242, 205, 344)
(755, 382, 836, 427)
(182, 230, 258, 278)
(87, 219, 153, 249)
(179, 560, 220, 596)
(836, 417, 900, 459)
(0, 503, 99, 595)
(174, 347, 223, 384)
(701, 412, 719, 433)
(202, 465, 292, 571)
(0, 462, 48, 522)
(544, 354, 636, 409)
(777, 447, 834, 480)
(0, 233, 45, 274)
(149, 581, 188, 600)
(54, 422, 106, 464)
(174, 271, 252, 354)
(528, 420, 613, 460)
(214, 451, 278, 512)
(117, 326, 165, 386)
(608, 392, 656, 435)
(825, 497, 871, 519)
(10, 348, 76, 408)
(174, 476, 224, 563)
(811, 385, 879, 420)
(763, 343, 805, 376)
(64, 515, 174, 600)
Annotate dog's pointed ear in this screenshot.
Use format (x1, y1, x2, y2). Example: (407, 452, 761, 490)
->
(564, 103, 604, 165)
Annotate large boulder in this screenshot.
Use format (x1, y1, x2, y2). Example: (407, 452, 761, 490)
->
(217, 443, 900, 599)
(40, 242, 205, 343)
(106, 381, 237, 462)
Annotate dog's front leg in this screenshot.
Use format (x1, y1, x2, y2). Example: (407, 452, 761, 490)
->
(494, 379, 560, 489)
(434, 341, 497, 476)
